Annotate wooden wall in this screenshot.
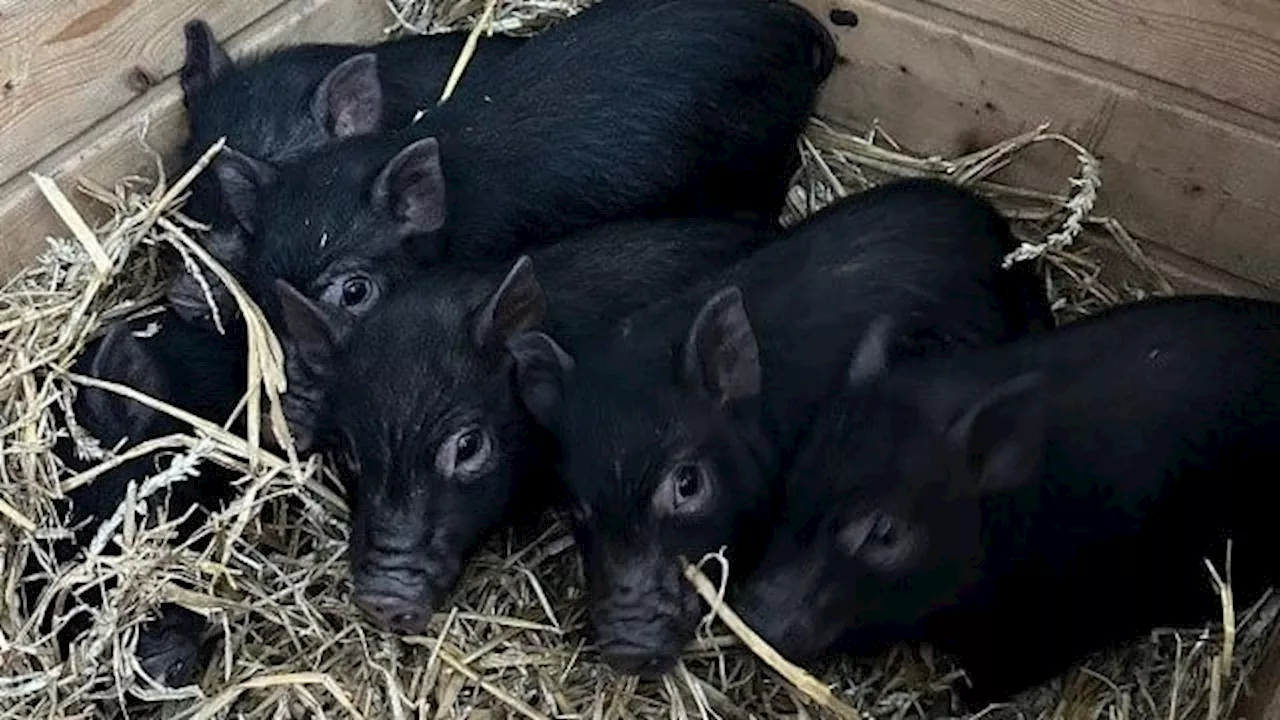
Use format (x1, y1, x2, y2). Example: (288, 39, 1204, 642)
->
(0, 0, 391, 279)
(794, 0, 1280, 297)
(3, 0, 1280, 297)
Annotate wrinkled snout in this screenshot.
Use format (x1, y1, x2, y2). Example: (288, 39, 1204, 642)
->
(352, 560, 439, 634)
(590, 557, 703, 677)
(351, 550, 449, 635)
(353, 588, 434, 635)
(351, 522, 462, 635)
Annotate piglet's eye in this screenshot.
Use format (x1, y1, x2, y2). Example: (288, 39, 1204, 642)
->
(341, 278, 372, 307)
(456, 428, 487, 467)
(673, 465, 701, 501)
(653, 461, 713, 517)
(839, 511, 919, 571)
(320, 272, 381, 314)
(436, 426, 493, 479)
(865, 515, 898, 548)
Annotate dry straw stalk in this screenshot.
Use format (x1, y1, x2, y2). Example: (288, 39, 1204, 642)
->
(0, 0, 1271, 718)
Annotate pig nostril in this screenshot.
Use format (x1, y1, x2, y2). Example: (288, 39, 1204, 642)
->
(602, 643, 678, 678)
(393, 611, 422, 632)
(355, 593, 431, 634)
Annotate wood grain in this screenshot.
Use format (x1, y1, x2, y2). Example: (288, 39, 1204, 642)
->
(0, 0, 392, 279)
(4, 0, 1280, 295)
(909, 0, 1280, 122)
(801, 0, 1280, 293)
(0, 0, 280, 184)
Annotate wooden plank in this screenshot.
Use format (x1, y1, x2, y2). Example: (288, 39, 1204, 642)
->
(0, 0, 286, 186)
(800, 0, 1280, 292)
(1143, 243, 1276, 301)
(866, 0, 1280, 144)
(903, 0, 1280, 122)
(0, 0, 392, 280)
(5, 0, 1278, 295)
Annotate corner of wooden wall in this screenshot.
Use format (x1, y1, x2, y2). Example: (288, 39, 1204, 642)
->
(0, 0, 392, 281)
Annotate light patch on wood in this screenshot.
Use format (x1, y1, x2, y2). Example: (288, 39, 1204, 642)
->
(0, 0, 392, 281)
(0, 0, 279, 185)
(46, 0, 136, 45)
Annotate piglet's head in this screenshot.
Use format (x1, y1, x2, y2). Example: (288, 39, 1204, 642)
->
(323, 257, 552, 635)
(182, 19, 387, 154)
(218, 135, 444, 312)
(162, 145, 276, 339)
(64, 322, 198, 533)
(736, 317, 1048, 663)
(174, 24, 392, 333)
(204, 137, 450, 455)
(58, 324, 213, 688)
(72, 323, 170, 455)
(511, 286, 772, 677)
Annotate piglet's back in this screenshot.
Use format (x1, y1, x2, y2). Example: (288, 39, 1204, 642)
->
(583, 179, 1048, 451)
(403, 0, 834, 257)
(899, 293, 1280, 540)
(865, 294, 1280, 701)
(531, 219, 776, 345)
(62, 310, 247, 525)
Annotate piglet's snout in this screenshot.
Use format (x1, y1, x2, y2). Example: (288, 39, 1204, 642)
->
(734, 569, 827, 663)
(352, 555, 438, 634)
(591, 555, 702, 676)
(351, 511, 443, 635)
(735, 587, 793, 650)
(353, 590, 433, 635)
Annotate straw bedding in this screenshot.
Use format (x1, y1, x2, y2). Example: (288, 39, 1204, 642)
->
(0, 0, 1272, 717)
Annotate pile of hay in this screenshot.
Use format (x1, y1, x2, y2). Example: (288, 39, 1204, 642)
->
(0, 0, 1273, 717)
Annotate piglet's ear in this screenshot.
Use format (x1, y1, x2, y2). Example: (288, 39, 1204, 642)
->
(373, 138, 447, 235)
(846, 315, 895, 388)
(214, 148, 276, 234)
(275, 280, 352, 379)
(946, 372, 1046, 494)
(681, 286, 761, 406)
(508, 331, 575, 431)
(79, 323, 168, 442)
(180, 20, 233, 98)
(474, 256, 547, 350)
(312, 53, 384, 139)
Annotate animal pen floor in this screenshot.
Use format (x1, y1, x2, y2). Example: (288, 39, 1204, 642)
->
(0, 0, 1273, 718)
